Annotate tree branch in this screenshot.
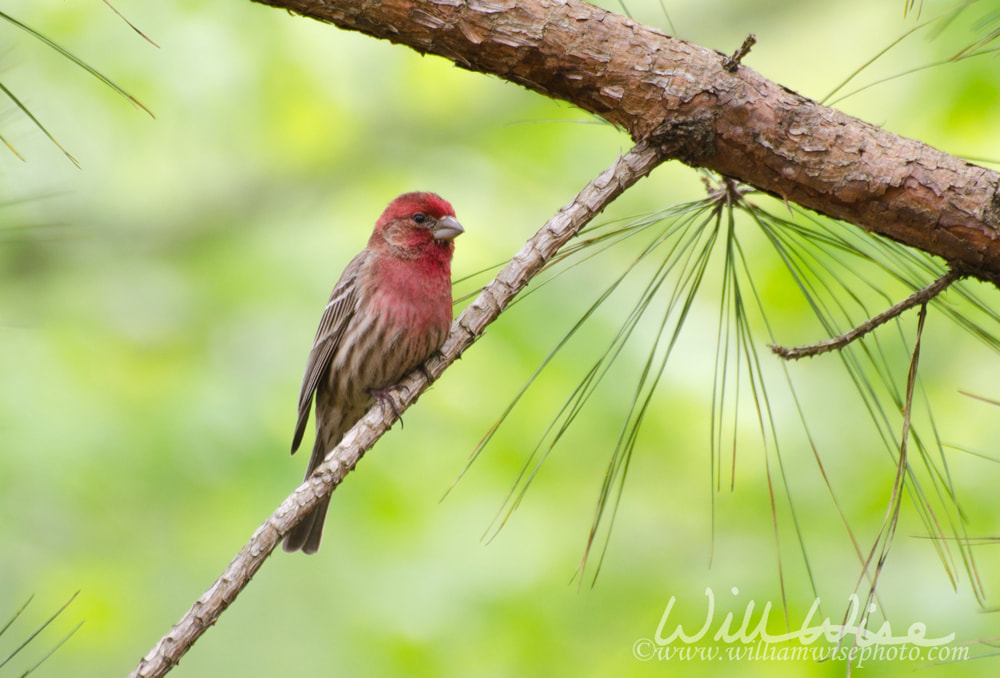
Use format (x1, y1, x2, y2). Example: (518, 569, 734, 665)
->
(768, 267, 962, 360)
(251, 0, 1000, 286)
(127, 141, 666, 678)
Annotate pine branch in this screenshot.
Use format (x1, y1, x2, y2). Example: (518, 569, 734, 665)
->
(127, 141, 665, 678)
(251, 0, 1000, 286)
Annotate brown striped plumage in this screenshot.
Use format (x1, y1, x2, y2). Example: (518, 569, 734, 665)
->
(283, 192, 463, 554)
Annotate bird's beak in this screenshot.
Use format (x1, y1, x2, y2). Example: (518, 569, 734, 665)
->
(433, 215, 465, 241)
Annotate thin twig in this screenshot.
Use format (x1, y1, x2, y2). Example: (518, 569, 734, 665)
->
(127, 141, 666, 678)
(769, 267, 961, 360)
(722, 34, 756, 72)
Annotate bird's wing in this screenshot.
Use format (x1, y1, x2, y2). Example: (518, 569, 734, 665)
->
(290, 251, 367, 454)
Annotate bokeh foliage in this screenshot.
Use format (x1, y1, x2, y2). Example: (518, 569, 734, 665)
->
(2, 0, 1000, 676)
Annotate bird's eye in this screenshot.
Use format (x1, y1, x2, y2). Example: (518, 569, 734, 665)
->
(412, 213, 427, 224)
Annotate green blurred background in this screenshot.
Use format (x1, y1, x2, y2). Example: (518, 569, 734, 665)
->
(2, 0, 1000, 676)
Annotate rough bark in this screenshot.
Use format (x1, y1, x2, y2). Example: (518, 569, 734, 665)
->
(252, 0, 1000, 285)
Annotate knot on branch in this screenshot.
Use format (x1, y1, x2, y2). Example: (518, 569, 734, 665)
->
(985, 181, 1000, 232)
(645, 112, 716, 165)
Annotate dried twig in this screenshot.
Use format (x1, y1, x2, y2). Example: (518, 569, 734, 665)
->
(722, 33, 756, 72)
(769, 267, 961, 360)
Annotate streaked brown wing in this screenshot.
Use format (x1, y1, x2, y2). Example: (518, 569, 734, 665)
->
(290, 251, 366, 453)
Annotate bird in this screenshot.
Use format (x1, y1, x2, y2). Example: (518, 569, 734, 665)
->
(283, 191, 464, 554)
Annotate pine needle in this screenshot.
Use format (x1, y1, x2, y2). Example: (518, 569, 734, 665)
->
(101, 0, 159, 47)
(0, 591, 80, 670)
(0, 81, 79, 167)
(0, 10, 153, 117)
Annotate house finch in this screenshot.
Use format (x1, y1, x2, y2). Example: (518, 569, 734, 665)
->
(283, 192, 464, 554)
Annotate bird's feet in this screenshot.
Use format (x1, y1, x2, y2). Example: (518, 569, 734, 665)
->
(417, 362, 434, 383)
(371, 386, 404, 426)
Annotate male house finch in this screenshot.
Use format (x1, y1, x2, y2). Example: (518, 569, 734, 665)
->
(283, 192, 464, 554)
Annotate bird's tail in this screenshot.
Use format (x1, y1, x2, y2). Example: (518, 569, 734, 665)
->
(282, 436, 331, 554)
